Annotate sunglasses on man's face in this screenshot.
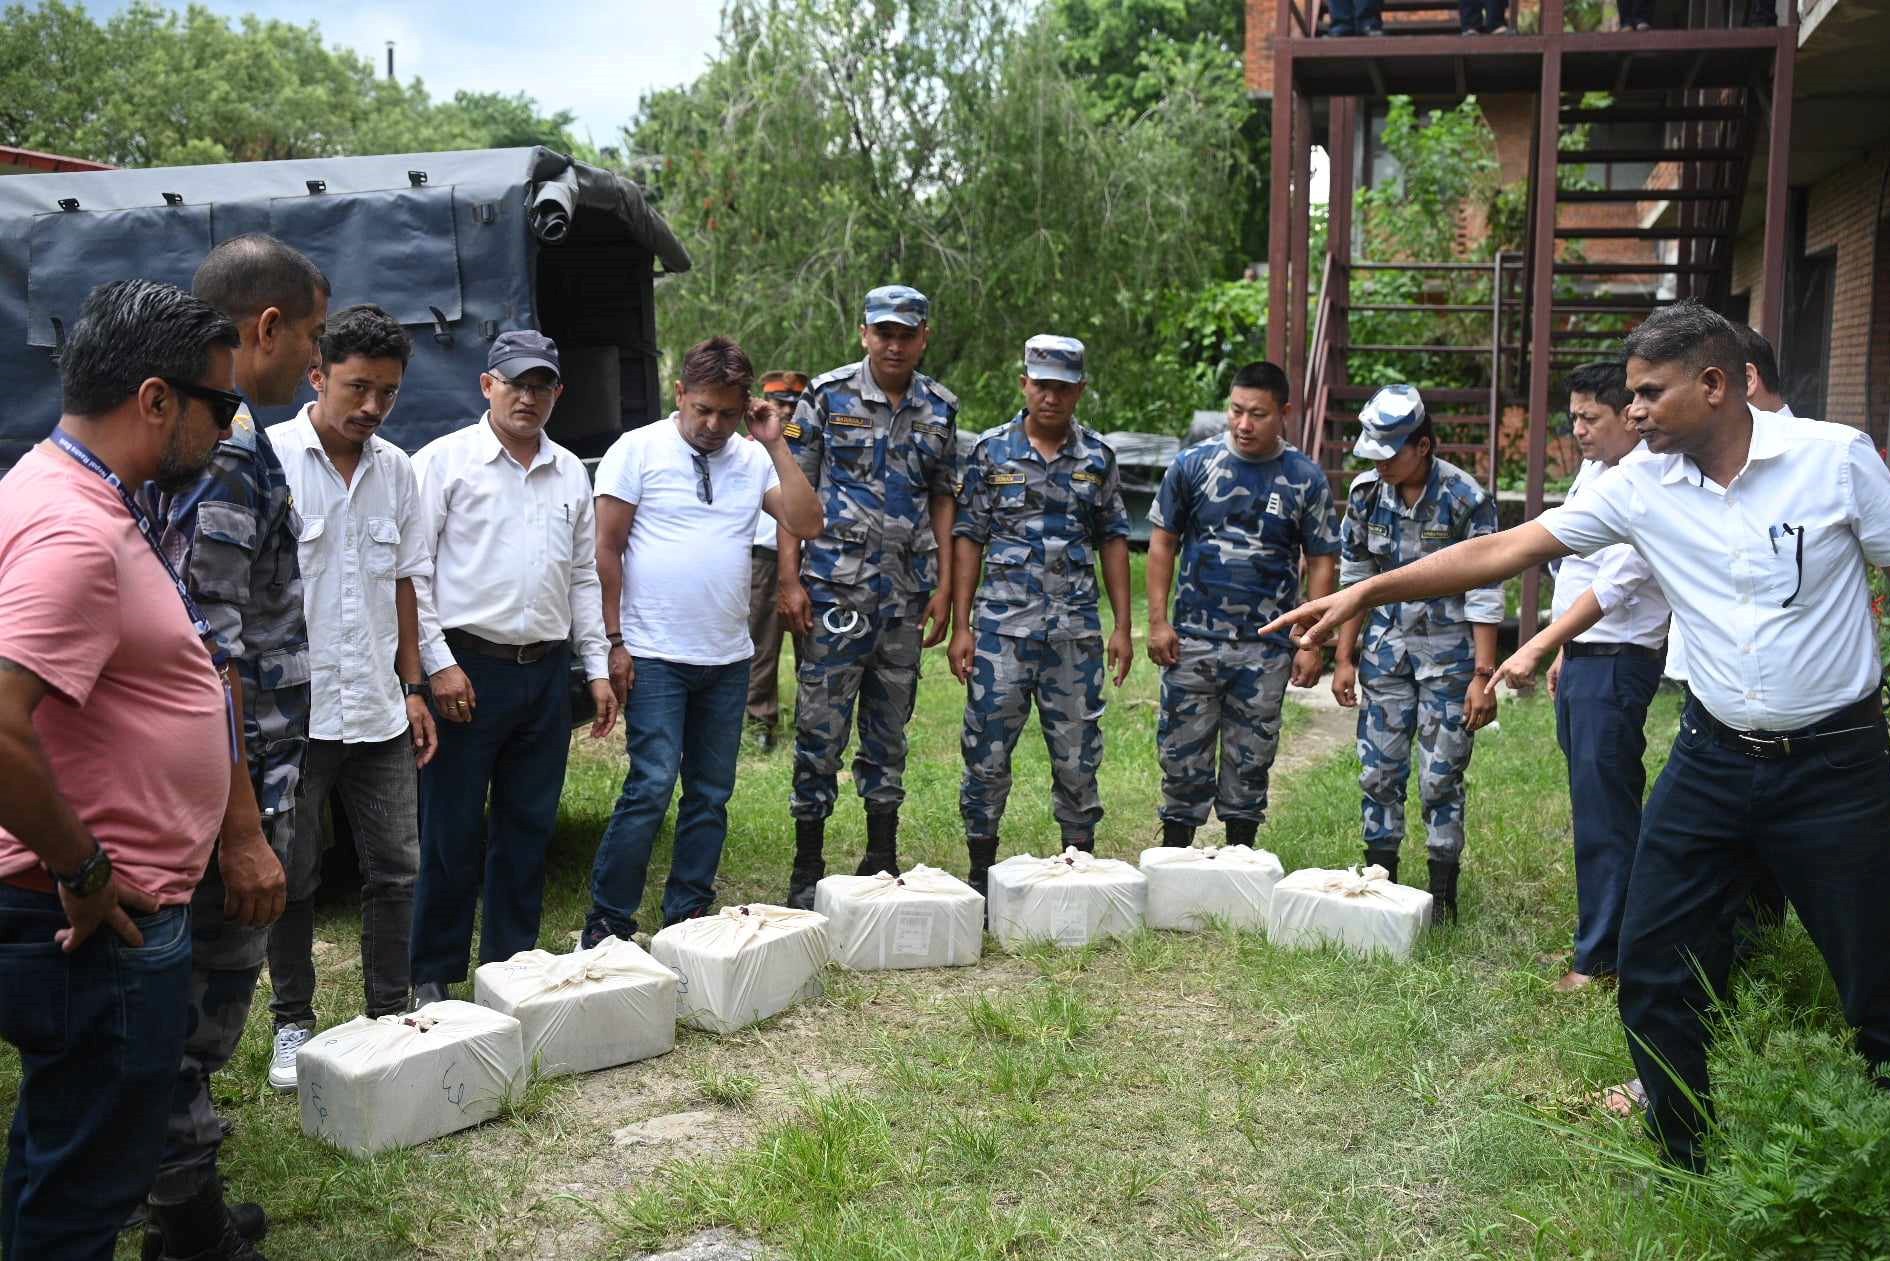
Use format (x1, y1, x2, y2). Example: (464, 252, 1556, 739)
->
(162, 377, 246, 430)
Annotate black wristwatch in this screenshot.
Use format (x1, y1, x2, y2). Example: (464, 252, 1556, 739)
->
(52, 846, 113, 898)
(402, 682, 431, 699)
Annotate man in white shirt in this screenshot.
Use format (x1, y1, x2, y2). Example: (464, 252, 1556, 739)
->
(745, 370, 809, 750)
(1489, 362, 1671, 994)
(408, 331, 617, 1002)
(581, 337, 822, 947)
(265, 304, 437, 1089)
(1263, 300, 1890, 1171)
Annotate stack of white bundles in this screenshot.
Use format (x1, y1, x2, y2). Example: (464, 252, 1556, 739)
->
(297, 1000, 525, 1155)
(473, 937, 677, 1077)
(1137, 844, 1286, 932)
(814, 866, 985, 971)
(987, 848, 1146, 951)
(1267, 864, 1433, 960)
(649, 905, 829, 1034)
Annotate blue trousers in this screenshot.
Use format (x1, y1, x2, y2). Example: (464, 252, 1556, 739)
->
(412, 645, 571, 984)
(1619, 698, 1890, 1169)
(1327, 0, 1383, 33)
(1554, 652, 1661, 976)
(586, 656, 748, 941)
(0, 889, 191, 1261)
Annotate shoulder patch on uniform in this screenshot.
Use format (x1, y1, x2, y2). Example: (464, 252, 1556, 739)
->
(810, 364, 857, 391)
(920, 374, 959, 408)
(987, 471, 1026, 485)
(828, 413, 872, 429)
(1348, 469, 1382, 493)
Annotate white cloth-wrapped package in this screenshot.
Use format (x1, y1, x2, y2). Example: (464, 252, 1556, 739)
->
(1268, 864, 1433, 960)
(297, 1000, 525, 1155)
(649, 905, 829, 1034)
(814, 866, 985, 971)
(987, 848, 1146, 950)
(1138, 844, 1285, 932)
(473, 937, 676, 1077)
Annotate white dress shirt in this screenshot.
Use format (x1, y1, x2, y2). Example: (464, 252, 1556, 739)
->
(1549, 446, 1672, 648)
(267, 407, 431, 744)
(1540, 409, 1890, 731)
(412, 414, 609, 682)
(1664, 402, 1797, 683)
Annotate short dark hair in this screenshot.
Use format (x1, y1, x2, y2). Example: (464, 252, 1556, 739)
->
(192, 233, 330, 325)
(1740, 324, 1782, 395)
(61, 279, 240, 416)
(1621, 299, 1747, 399)
(320, 304, 412, 369)
(679, 336, 755, 393)
(1407, 415, 1436, 457)
(1564, 360, 1632, 413)
(1230, 361, 1291, 407)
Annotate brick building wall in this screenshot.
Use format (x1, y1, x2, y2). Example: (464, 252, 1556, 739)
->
(1804, 153, 1888, 430)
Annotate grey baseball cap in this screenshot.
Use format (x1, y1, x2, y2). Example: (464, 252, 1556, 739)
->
(488, 329, 561, 380)
(1024, 334, 1087, 384)
(1353, 384, 1427, 460)
(863, 285, 929, 327)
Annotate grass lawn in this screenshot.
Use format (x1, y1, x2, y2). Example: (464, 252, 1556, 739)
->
(3, 554, 1881, 1260)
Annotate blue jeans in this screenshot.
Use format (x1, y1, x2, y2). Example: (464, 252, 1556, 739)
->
(1619, 699, 1890, 1169)
(1327, 0, 1382, 33)
(0, 887, 191, 1261)
(586, 656, 749, 940)
(1554, 652, 1661, 976)
(412, 645, 572, 984)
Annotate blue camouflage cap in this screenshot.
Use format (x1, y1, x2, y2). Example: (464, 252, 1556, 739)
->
(1352, 384, 1427, 460)
(863, 284, 930, 327)
(1024, 334, 1086, 384)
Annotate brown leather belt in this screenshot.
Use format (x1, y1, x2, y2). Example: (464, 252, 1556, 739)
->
(446, 628, 561, 665)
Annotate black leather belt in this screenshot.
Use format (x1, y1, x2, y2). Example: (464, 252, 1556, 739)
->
(446, 628, 560, 665)
(1689, 690, 1885, 761)
(1565, 641, 1664, 660)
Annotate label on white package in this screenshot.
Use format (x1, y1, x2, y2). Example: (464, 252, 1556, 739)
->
(893, 910, 934, 957)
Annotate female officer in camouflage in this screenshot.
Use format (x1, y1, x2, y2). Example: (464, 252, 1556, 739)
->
(1332, 385, 1501, 922)
(948, 336, 1134, 896)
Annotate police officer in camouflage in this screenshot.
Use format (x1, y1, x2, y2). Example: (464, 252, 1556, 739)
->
(780, 286, 959, 906)
(950, 336, 1134, 895)
(1334, 385, 1501, 922)
(141, 234, 329, 1261)
(1147, 362, 1341, 848)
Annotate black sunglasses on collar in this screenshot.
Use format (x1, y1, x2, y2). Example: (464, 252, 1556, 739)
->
(161, 377, 246, 430)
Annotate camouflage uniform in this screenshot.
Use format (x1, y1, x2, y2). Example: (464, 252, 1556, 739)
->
(786, 359, 958, 821)
(1341, 457, 1501, 859)
(143, 409, 310, 1206)
(1150, 436, 1341, 827)
(956, 410, 1131, 842)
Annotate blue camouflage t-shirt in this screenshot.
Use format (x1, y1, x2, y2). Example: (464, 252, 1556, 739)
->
(1150, 435, 1342, 646)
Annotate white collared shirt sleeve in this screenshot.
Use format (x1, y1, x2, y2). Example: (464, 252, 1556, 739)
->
(568, 478, 609, 681)
(1585, 541, 1656, 614)
(1537, 468, 1633, 557)
(411, 442, 456, 677)
(1846, 429, 1890, 565)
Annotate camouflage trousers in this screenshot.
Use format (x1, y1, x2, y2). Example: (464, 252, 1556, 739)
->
(960, 630, 1106, 841)
(149, 812, 295, 1205)
(1358, 666, 1473, 858)
(790, 608, 922, 820)
(1158, 635, 1293, 827)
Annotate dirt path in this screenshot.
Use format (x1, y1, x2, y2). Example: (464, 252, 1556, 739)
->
(449, 696, 1357, 1261)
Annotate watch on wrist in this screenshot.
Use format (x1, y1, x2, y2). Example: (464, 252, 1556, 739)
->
(53, 846, 112, 898)
(402, 682, 431, 699)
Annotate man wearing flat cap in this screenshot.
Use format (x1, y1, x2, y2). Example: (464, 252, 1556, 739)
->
(779, 285, 960, 905)
(747, 370, 811, 750)
(950, 335, 1134, 898)
(1333, 384, 1500, 922)
(407, 330, 617, 1002)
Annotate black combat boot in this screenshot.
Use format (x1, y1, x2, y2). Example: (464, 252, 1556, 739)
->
(1428, 858, 1461, 925)
(786, 817, 825, 910)
(1364, 846, 1401, 884)
(1160, 819, 1195, 848)
(856, 809, 901, 877)
(147, 1180, 268, 1261)
(966, 837, 999, 903)
(1223, 818, 1259, 849)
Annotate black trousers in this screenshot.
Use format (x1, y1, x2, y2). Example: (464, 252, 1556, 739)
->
(1460, 0, 1509, 29)
(1618, 697, 1890, 1168)
(1617, 0, 1654, 25)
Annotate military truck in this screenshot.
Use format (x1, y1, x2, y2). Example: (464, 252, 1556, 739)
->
(0, 145, 690, 469)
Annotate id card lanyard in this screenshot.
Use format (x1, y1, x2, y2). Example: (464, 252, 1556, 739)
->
(50, 428, 240, 763)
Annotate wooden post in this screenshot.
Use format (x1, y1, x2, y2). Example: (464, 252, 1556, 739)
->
(1759, 30, 1794, 350)
(1290, 94, 1314, 400)
(1267, 0, 1294, 366)
(1520, 40, 1564, 642)
(1329, 97, 1356, 392)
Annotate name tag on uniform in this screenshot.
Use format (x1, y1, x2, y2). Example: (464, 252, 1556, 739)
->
(914, 420, 949, 436)
(1368, 522, 1391, 537)
(987, 471, 1026, 486)
(1071, 471, 1102, 485)
(1421, 526, 1452, 540)
(828, 413, 872, 429)
(1265, 491, 1284, 516)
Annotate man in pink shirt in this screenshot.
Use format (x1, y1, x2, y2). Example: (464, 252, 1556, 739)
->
(0, 279, 241, 1261)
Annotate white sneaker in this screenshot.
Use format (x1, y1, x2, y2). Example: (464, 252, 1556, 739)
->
(268, 1025, 312, 1093)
